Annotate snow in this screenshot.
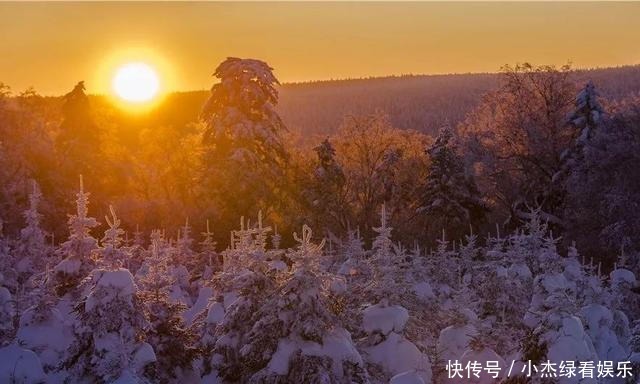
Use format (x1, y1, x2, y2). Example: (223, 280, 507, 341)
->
(267, 338, 297, 375)
(412, 281, 435, 302)
(363, 332, 432, 383)
(611, 268, 636, 286)
(111, 370, 142, 384)
(17, 306, 72, 369)
(266, 328, 364, 379)
(184, 286, 213, 325)
(223, 291, 239, 308)
(362, 302, 409, 335)
(337, 261, 358, 276)
(132, 342, 157, 371)
(544, 315, 598, 365)
(390, 370, 426, 384)
(437, 324, 478, 362)
(0, 344, 46, 384)
(54, 258, 81, 275)
(206, 301, 225, 324)
(329, 276, 347, 295)
(269, 260, 287, 271)
(508, 263, 532, 280)
(300, 328, 364, 378)
(86, 269, 136, 311)
(580, 304, 628, 361)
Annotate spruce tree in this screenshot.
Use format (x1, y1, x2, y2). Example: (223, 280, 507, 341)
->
(139, 239, 200, 383)
(53, 176, 99, 295)
(56, 81, 101, 185)
(419, 127, 486, 240)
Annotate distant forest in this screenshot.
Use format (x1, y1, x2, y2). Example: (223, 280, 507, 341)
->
(95, 64, 640, 139)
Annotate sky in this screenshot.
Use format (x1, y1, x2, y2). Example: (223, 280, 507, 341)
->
(1, 2, 639, 96)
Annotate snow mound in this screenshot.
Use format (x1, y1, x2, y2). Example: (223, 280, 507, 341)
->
(86, 269, 136, 311)
(17, 306, 72, 369)
(97, 268, 135, 292)
(611, 268, 636, 286)
(0, 344, 46, 384)
(363, 302, 409, 335)
(364, 332, 431, 383)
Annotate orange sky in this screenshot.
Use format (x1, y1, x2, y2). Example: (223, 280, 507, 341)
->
(1, 2, 639, 96)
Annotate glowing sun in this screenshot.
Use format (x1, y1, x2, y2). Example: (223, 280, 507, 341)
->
(112, 62, 160, 103)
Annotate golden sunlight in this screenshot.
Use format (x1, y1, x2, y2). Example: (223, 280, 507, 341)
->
(112, 62, 160, 103)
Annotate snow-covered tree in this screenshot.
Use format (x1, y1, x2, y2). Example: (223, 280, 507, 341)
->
(15, 180, 49, 280)
(53, 176, 99, 295)
(64, 268, 155, 383)
(561, 92, 640, 262)
(201, 57, 289, 218)
(139, 239, 201, 383)
(303, 138, 348, 233)
(16, 266, 72, 374)
(360, 301, 431, 383)
(98, 205, 128, 270)
(568, 81, 605, 145)
(418, 126, 486, 240)
(199, 219, 220, 279)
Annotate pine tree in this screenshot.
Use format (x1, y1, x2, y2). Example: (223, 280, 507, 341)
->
(419, 126, 486, 240)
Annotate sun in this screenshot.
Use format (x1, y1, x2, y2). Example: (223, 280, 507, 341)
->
(112, 62, 160, 103)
